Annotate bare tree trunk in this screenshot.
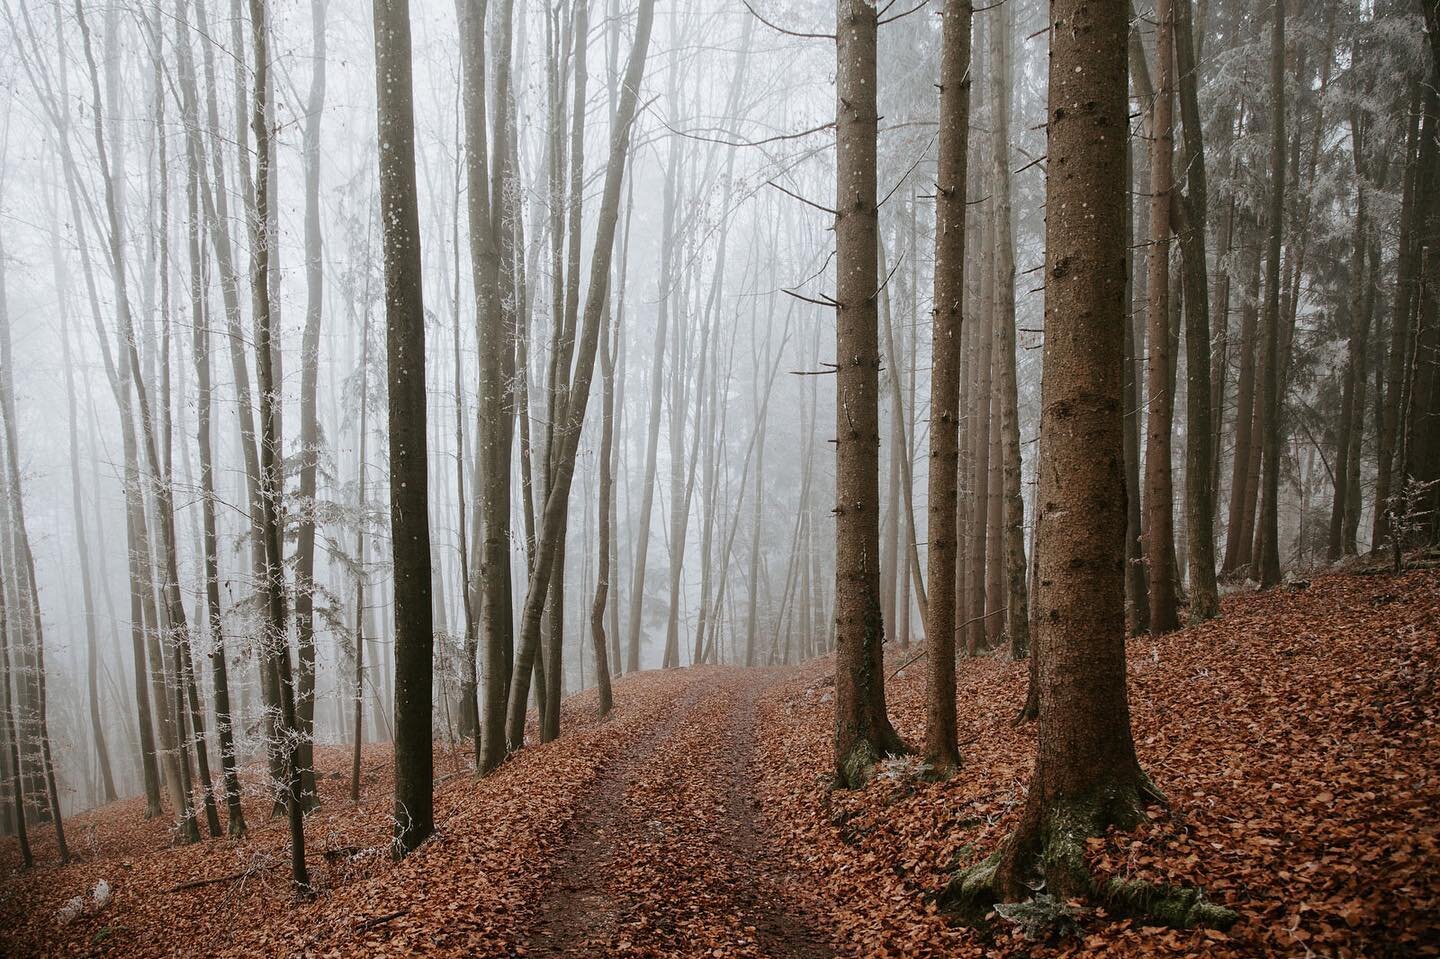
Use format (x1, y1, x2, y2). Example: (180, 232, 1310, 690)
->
(57, 265, 118, 805)
(923, 0, 972, 771)
(291, 0, 329, 813)
(0, 554, 28, 866)
(249, 0, 310, 887)
(1143, 0, 1179, 633)
(373, 0, 435, 857)
(1257, 0, 1287, 588)
(1373, 84, 1424, 549)
(1174, 0, 1219, 621)
(833, 0, 905, 788)
(626, 94, 678, 675)
(351, 313, 372, 803)
(503, 0, 654, 753)
(990, 0, 1028, 658)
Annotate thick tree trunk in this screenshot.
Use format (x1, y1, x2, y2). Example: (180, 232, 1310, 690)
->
(948, 7, 1230, 929)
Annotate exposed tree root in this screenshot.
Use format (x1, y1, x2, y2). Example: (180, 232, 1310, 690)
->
(941, 778, 1237, 934)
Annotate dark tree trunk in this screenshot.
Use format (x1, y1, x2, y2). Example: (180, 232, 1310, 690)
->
(1257, 0, 1287, 587)
(373, 0, 435, 855)
(833, 0, 904, 788)
(249, 0, 310, 887)
(292, 0, 328, 812)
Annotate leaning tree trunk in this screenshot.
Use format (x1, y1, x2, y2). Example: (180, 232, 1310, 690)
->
(833, 0, 905, 789)
(923, 0, 972, 772)
(503, 0, 654, 754)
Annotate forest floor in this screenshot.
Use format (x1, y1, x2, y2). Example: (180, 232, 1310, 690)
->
(1, 567, 1437, 957)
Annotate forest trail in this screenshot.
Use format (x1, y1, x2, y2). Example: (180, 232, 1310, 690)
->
(521, 668, 833, 958)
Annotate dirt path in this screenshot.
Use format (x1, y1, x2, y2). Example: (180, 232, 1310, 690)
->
(520, 668, 832, 958)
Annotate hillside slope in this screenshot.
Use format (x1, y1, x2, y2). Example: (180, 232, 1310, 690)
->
(2, 569, 1436, 957)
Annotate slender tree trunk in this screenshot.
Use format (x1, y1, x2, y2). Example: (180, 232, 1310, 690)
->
(248, 0, 310, 887)
(989, 0, 1028, 659)
(58, 265, 118, 805)
(0, 559, 28, 867)
(833, 0, 904, 788)
(292, 0, 329, 813)
(351, 314, 372, 803)
(503, 0, 654, 752)
(923, 0, 972, 771)
(1174, 0, 1218, 621)
(1373, 84, 1424, 549)
(373, 0, 435, 855)
(1257, 0, 1287, 588)
(1143, 0, 1179, 633)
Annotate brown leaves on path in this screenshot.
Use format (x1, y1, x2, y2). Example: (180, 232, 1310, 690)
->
(2, 569, 1435, 957)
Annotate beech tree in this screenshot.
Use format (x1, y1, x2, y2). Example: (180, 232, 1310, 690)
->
(373, 0, 435, 854)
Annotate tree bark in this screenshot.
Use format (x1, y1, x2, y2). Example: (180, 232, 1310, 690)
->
(249, 0, 310, 887)
(1143, 0, 1179, 633)
(292, 0, 329, 813)
(923, 0, 972, 771)
(833, 0, 905, 788)
(1173, 0, 1218, 621)
(1257, 0, 1287, 588)
(503, 0, 654, 753)
(373, 0, 435, 856)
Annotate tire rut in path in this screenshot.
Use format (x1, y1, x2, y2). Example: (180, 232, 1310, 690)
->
(519, 669, 832, 958)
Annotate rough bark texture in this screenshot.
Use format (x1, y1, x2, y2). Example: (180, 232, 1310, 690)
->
(924, 0, 972, 772)
(1143, 0, 1179, 634)
(990, 0, 1028, 659)
(945, 1, 1231, 932)
(833, 0, 904, 788)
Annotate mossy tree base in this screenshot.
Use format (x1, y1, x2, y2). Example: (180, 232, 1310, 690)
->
(941, 778, 1237, 935)
(836, 726, 908, 790)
